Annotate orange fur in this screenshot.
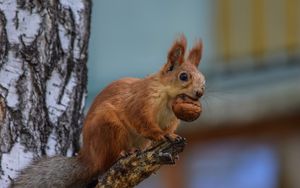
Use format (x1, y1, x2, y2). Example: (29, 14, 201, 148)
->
(78, 35, 206, 180)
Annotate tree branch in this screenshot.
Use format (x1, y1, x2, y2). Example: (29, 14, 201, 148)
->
(96, 138, 186, 188)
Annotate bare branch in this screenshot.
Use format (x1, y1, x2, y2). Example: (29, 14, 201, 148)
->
(96, 138, 186, 188)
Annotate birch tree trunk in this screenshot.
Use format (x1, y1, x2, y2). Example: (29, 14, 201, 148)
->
(0, 0, 91, 187)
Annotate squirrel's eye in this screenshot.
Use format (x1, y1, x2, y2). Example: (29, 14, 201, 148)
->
(179, 72, 189, 81)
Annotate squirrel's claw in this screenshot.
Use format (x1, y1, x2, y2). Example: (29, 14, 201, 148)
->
(164, 133, 185, 144)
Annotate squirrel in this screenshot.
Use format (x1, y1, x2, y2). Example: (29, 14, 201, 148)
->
(11, 35, 205, 188)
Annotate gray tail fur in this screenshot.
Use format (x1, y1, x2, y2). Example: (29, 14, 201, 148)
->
(11, 156, 89, 188)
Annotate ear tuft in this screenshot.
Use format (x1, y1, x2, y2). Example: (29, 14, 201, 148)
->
(167, 34, 187, 66)
(188, 39, 203, 67)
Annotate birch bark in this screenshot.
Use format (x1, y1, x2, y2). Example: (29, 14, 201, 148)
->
(0, 0, 91, 186)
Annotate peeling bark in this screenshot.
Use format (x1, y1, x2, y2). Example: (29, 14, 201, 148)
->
(0, 0, 91, 187)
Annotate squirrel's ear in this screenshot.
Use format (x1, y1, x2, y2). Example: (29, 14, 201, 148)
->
(188, 39, 203, 67)
(162, 35, 187, 73)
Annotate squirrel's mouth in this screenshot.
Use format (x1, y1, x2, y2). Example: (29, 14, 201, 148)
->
(178, 93, 199, 102)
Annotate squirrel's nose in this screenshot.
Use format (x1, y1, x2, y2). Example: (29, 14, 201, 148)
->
(195, 90, 203, 98)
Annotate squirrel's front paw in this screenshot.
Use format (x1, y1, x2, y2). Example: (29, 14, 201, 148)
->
(164, 133, 185, 143)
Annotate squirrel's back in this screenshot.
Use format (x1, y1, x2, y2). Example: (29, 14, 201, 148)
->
(86, 77, 141, 114)
(11, 156, 89, 188)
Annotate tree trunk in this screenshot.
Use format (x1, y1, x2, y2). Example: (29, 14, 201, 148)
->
(0, 0, 91, 187)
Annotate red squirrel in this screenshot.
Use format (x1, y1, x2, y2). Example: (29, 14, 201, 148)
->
(12, 35, 205, 188)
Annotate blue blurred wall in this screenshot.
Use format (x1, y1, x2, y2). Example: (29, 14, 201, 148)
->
(87, 0, 216, 106)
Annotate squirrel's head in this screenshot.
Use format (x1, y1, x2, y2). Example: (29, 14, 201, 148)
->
(159, 35, 205, 101)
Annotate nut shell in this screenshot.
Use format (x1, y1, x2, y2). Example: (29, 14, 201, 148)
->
(172, 95, 202, 122)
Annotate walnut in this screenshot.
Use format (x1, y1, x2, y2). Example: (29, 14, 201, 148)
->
(172, 94, 202, 122)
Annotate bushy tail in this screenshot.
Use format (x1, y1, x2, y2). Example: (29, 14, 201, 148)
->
(11, 156, 89, 188)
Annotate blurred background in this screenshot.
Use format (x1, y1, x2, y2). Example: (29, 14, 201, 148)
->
(87, 0, 300, 188)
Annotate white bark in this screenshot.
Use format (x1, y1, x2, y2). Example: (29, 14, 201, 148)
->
(0, 0, 91, 187)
